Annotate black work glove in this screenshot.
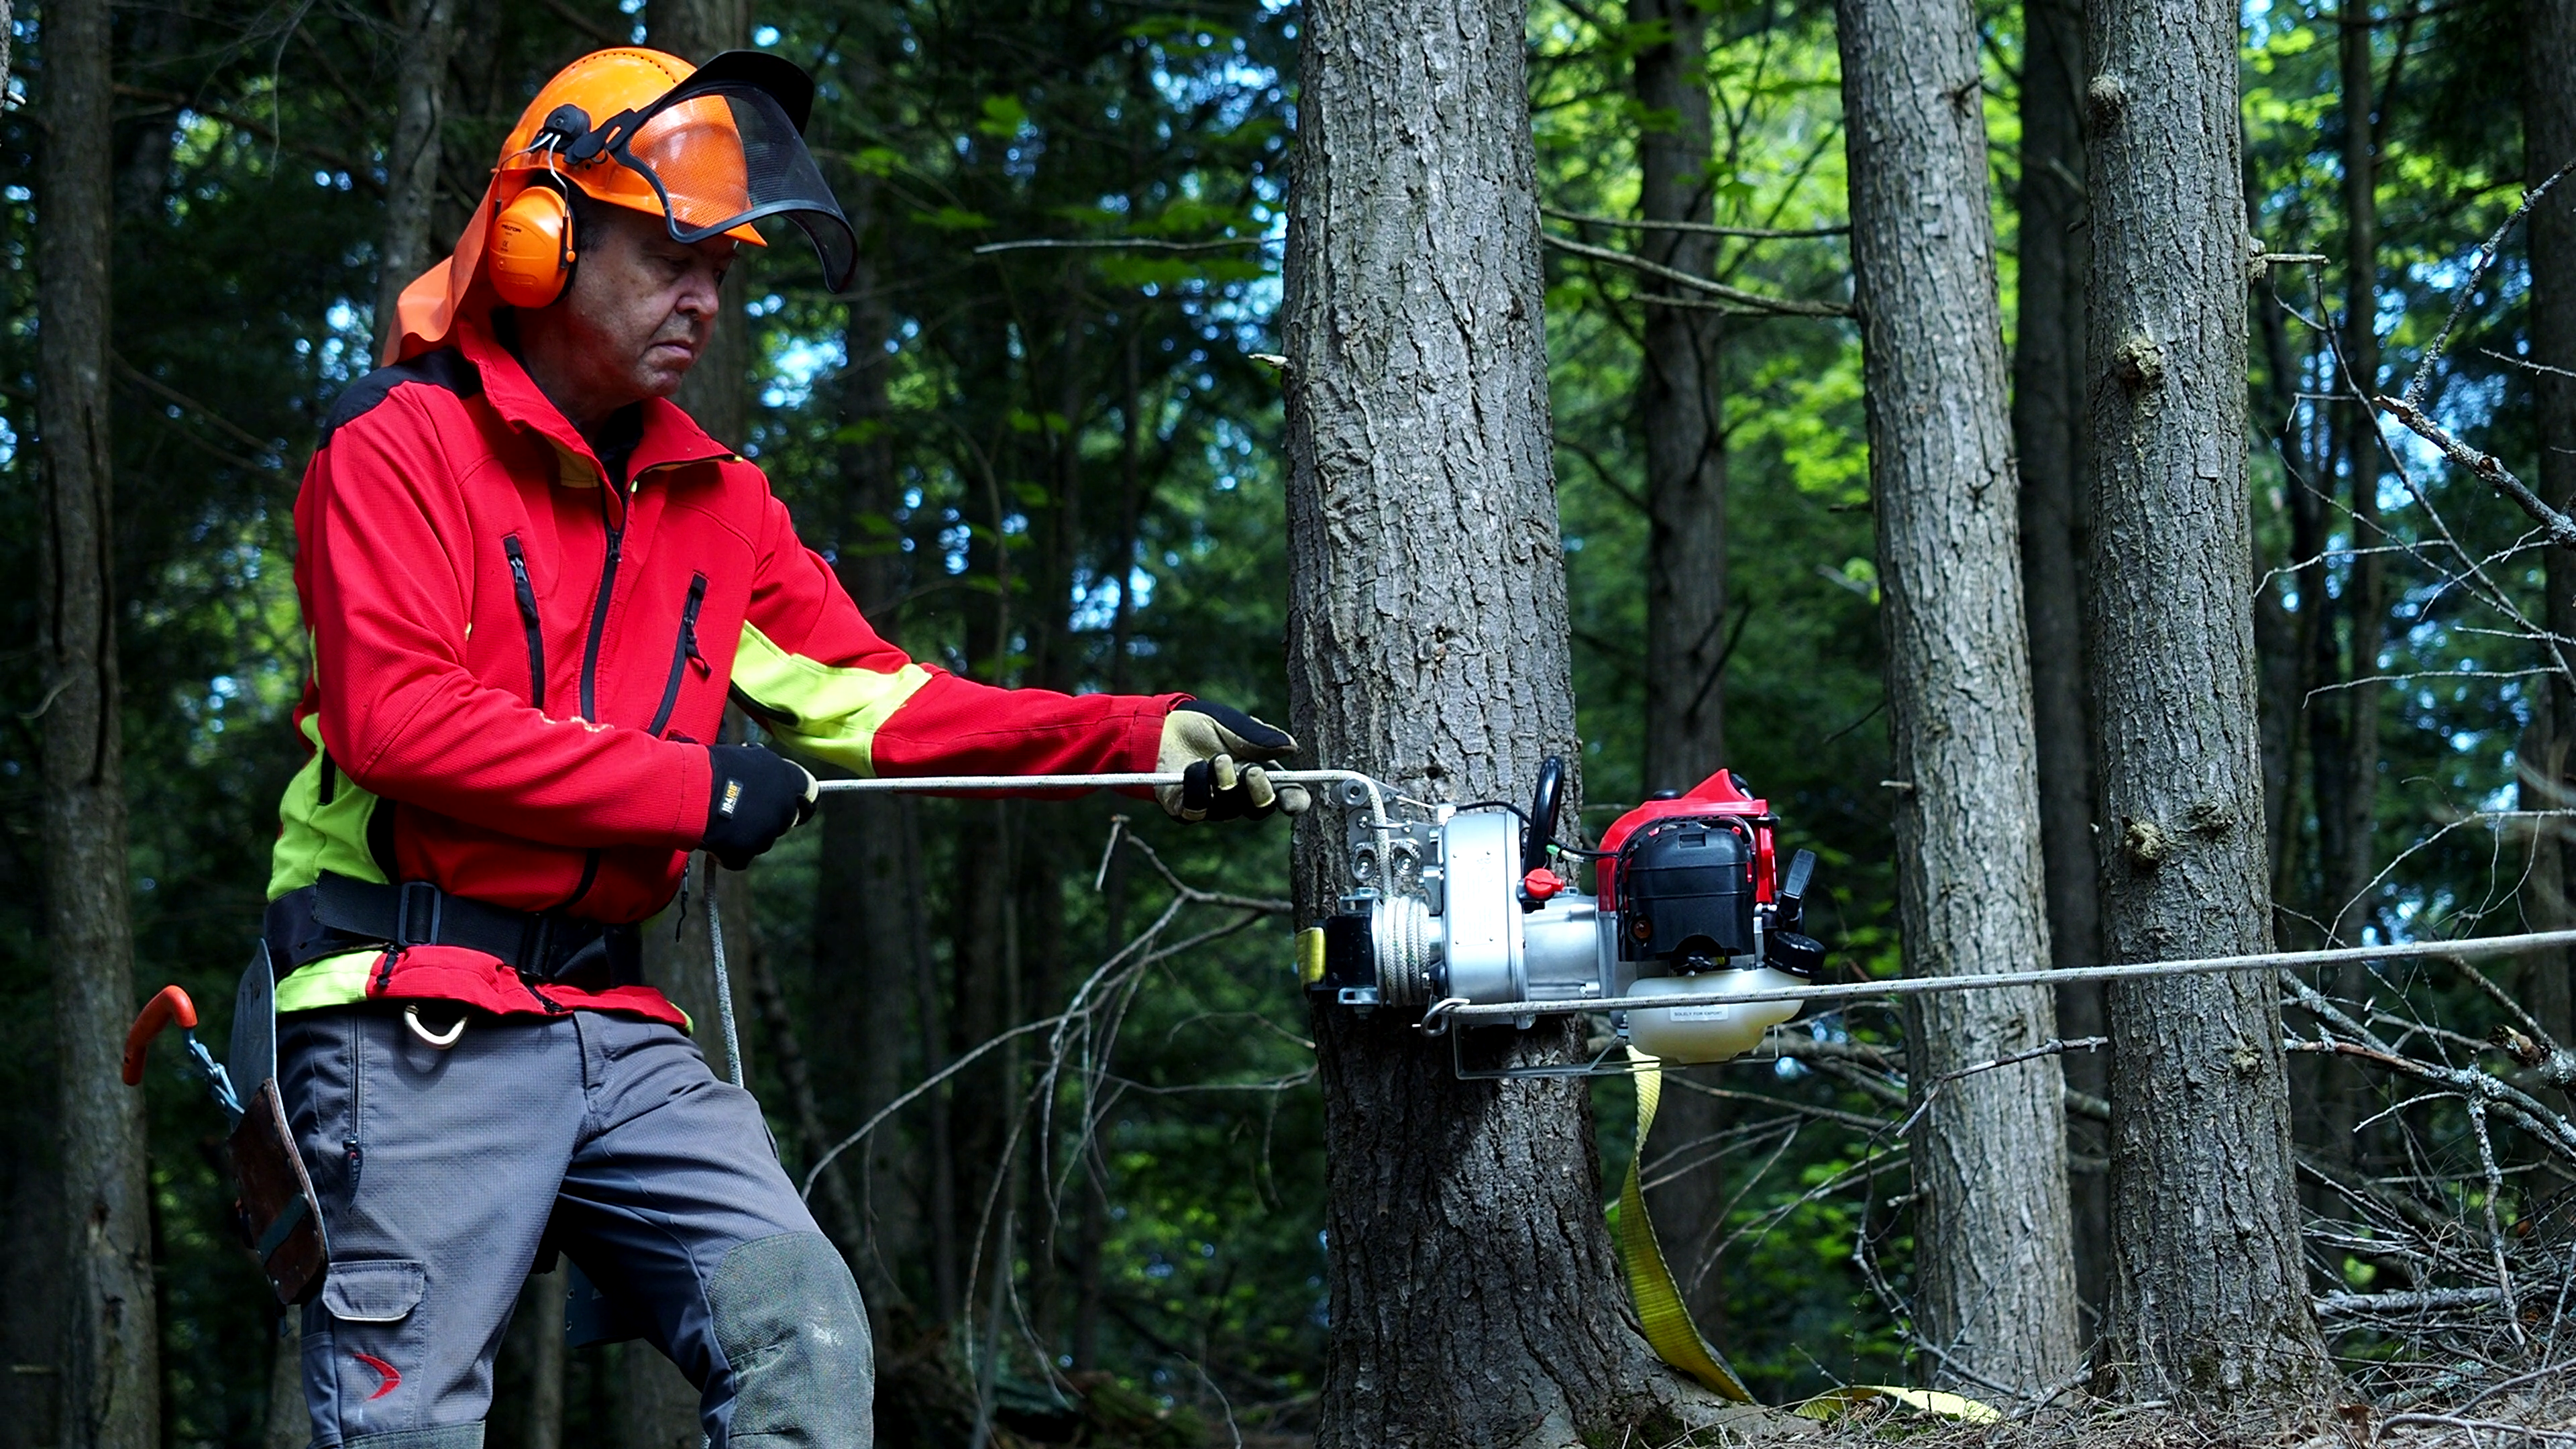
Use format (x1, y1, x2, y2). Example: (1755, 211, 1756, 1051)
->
(1155, 701, 1309, 822)
(702, 745, 818, 870)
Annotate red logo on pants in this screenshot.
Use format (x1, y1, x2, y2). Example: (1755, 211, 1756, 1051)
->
(353, 1352, 402, 1400)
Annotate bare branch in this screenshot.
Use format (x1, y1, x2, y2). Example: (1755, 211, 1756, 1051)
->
(2377, 392, 2576, 550)
(1541, 233, 1854, 317)
(2404, 158, 2576, 407)
(973, 235, 1271, 256)
(1540, 205, 1849, 239)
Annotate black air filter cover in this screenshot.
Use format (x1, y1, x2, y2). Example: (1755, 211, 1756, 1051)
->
(1618, 818, 1756, 964)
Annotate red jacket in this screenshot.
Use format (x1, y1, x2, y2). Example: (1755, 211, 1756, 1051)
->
(269, 313, 1179, 1021)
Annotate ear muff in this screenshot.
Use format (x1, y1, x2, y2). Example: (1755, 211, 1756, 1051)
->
(488, 181, 576, 309)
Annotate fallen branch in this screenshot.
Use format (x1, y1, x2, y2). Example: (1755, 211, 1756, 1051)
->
(2315, 1287, 2508, 1322)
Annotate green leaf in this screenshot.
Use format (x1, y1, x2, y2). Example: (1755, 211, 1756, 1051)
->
(914, 206, 994, 231)
(975, 93, 1028, 139)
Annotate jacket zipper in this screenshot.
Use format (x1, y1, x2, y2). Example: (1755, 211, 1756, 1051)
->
(503, 535, 545, 710)
(647, 574, 709, 737)
(564, 482, 628, 912)
(578, 489, 625, 722)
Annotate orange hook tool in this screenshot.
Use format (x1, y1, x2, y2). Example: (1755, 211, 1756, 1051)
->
(123, 984, 244, 1123)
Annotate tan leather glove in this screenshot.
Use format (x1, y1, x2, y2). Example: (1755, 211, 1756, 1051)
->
(1155, 702, 1309, 821)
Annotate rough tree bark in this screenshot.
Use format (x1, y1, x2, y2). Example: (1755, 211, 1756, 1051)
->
(2520, 0, 2576, 1054)
(1283, 1, 1707, 1443)
(2012, 0, 2110, 1325)
(1837, 0, 2082, 1394)
(38, 1, 162, 1445)
(372, 0, 460, 361)
(1627, 0, 1738, 1343)
(2081, 0, 2341, 1401)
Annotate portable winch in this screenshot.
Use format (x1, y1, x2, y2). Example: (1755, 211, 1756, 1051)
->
(784, 757, 1826, 1071)
(1295, 757, 1826, 1067)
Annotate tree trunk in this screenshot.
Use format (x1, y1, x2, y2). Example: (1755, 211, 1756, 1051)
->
(0, 1138, 65, 1448)
(2080, 0, 2340, 1401)
(520, 1265, 567, 1449)
(2250, 286, 2308, 911)
(2013, 0, 2111, 1329)
(610, 1340, 703, 1449)
(37, 1, 161, 1444)
(628, 847, 751, 1444)
(262, 1321, 305, 1449)
(1283, 2, 1691, 1442)
(1633, 0, 1731, 796)
(372, 0, 460, 362)
(646, 849, 757, 1088)
(1837, 0, 2082, 1394)
(654, 0, 751, 450)
(2326, 10, 2384, 951)
(2522, 0, 2576, 1055)
(812, 173, 924, 1330)
(1627, 0, 1738, 1343)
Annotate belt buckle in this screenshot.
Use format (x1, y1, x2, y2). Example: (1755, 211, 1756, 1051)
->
(395, 881, 443, 949)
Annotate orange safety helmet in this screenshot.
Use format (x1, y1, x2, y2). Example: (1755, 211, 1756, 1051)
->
(384, 48, 856, 366)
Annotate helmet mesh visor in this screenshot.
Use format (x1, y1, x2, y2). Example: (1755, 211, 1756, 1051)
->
(618, 86, 856, 290)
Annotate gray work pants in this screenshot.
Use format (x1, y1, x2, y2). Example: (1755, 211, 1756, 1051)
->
(278, 1006, 873, 1448)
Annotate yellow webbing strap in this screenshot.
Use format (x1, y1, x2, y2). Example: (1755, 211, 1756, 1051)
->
(1794, 1385, 2002, 1424)
(1613, 1049, 2001, 1424)
(1615, 1044, 1757, 1403)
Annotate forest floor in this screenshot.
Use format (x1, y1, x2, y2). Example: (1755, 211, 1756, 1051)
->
(1652, 1385, 2576, 1449)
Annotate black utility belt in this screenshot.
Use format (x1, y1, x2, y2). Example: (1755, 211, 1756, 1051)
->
(264, 873, 643, 990)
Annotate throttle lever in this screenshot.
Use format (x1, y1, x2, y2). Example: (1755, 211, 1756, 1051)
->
(1523, 755, 1564, 877)
(1774, 848, 1817, 936)
(1780, 849, 1817, 909)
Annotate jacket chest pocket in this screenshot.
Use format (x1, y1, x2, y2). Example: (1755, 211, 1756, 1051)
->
(502, 534, 547, 710)
(647, 572, 710, 738)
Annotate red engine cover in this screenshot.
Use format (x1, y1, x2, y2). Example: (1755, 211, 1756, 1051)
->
(1596, 769, 1777, 912)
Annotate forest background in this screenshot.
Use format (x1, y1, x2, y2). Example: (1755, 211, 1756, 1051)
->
(0, 0, 2561, 1443)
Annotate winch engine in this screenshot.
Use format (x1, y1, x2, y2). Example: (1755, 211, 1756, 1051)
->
(1299, 759, 1827, 1065)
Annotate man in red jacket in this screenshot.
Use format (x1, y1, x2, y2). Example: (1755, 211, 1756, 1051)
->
(266, 47, 1301, 1448)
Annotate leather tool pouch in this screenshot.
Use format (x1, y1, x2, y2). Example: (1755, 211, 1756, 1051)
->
(231, 1077, 329, 1305)
(225, 945, 328, 1305)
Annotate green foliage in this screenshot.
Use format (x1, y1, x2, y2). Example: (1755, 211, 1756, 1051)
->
(4, 0, 2563, 1436)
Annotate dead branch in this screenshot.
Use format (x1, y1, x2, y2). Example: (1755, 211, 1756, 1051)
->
(2404, 159, 2576, 409)
(2375, 393, 2576, 551)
